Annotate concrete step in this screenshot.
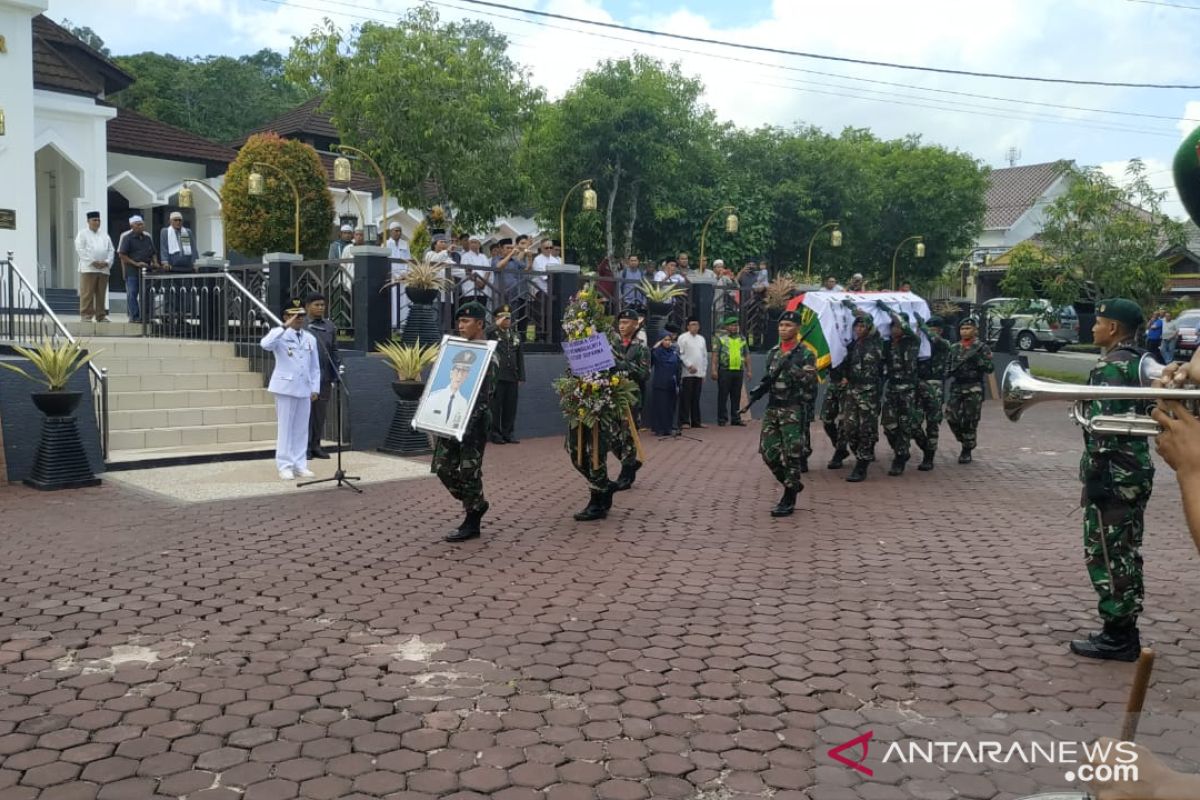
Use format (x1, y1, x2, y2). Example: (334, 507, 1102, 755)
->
(86, 338, 238, 359)
(96, 356, 250, 377)
(108, 387, 273, 412)
(109, 420, 278, 451)
(109, 404, 276, 432)
(107, 372, 263, 392)
(67, 321, 144, 337)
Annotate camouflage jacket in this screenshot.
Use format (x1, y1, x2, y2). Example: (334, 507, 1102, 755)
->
(464, 353, 499, 445)
(610, 334, 650, 407)
(842, 333, 885, 388)
(917, 324, 952, 381)
(748, 342, 817, 408)
(883, 314, 919, 386)
(947, 339, 994, 385)
(489, 327, 524, 383)
(712, 332, 751, 372)
(1080, 343, 1154, 488)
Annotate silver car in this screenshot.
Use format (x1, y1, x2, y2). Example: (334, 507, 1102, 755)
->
(982, 297, 1080, 352)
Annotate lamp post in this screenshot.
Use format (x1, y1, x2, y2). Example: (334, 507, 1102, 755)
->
(177, 178, 224, 210)
(959, 247, 991, 298)
(249, 162, 301, 256)
(699, 205, 738, 274)
(805, 221, 842, 284)
(891, 235, 925, 291)
(333, 145, 388, 237)
(559, 179, 598, 265)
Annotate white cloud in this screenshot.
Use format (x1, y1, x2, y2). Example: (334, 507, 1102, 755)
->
(1178, 101, 1200, 140)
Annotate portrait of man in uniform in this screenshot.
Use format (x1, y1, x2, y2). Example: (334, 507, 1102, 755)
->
(414, 337, 497, 440)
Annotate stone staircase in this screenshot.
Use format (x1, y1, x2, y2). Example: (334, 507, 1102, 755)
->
(66, 321, 277, 465)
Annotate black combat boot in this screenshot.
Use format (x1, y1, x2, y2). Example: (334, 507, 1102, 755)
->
(917, 450, 935, 471)
(1069, 621, 1140, 662)
(613, 461, 642, 491)
(846, 459, 869, 482)
(445, 502, 488, 542)
(958, 447, 973, 464)
(887, 454, 908, 476)
(573, 492, 607, 522)
(827, 445, 849, 469)
(770, 487, 799, 517)
(800, 456, 809, 473)
(600, 481, 617, 511)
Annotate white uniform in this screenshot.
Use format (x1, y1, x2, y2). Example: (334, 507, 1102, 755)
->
(261, 326, 321, 475)
(387, 237, 412, 328)
(423, 385, 470, 430)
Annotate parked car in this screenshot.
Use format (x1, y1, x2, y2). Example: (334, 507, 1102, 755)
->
(1174, 309, 1200, 360)
(980, 297, 1079, 352)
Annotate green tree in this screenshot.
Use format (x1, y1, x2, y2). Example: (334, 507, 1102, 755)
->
(59, 19, 109, 56)
(286, 6, 540, 232)
(223, 133, 334, 258)
(1000, 160, 1187, 309)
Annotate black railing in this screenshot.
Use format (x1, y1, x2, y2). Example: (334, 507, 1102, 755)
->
(0, 253, 109, 458)
(289, 259, 354, 339)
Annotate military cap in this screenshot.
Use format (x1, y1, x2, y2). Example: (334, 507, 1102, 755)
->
(617, 309, 639, 321)
(495, 305, 512, 320)
(779, 310, 802, 324)
(721, 315, 740, 326)
(456, 301, 487, 320)
(1096, 298, 1143, 330)
(852, 314, 874, 330)
(959, 316, 979, 328)
(926, 315, 944, 327)
(283, 299, 306, 317)
(303, 291, 326, 305)
(86, 210, 100, 220)
(451, 350, 477, 368)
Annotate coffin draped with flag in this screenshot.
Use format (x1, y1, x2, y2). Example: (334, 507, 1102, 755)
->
(786, 291, 933, 376)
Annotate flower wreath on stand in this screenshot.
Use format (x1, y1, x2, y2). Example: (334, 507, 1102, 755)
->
(553, 282, 643, 468)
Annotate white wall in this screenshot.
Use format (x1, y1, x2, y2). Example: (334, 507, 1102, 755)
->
(108, 152, 206, 192)
(0, 1, 48, 286)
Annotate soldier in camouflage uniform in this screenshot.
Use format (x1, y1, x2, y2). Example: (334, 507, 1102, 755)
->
(565, 411, 617, 521)
(822, 361, 849, 468)
(880, 306, 921, 476)
(1070, 298, 1154, 662)
(433, 302, 499, 542)
(610, 309, 650, 491)
(742, 310, 819, 516)
(839, 306, 885, 483)
(914, 315, 950, 471)
(945, 317, 993, 463)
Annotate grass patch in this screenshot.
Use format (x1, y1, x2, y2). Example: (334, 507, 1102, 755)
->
(1030, 367, 1087, 384)
(1063, 343, 1101, 354)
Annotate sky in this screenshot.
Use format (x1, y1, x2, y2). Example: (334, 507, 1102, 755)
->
(46, 0, 1200, 220)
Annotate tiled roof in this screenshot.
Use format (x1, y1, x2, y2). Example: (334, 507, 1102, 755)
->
(107, 106, 237, 167)
(31, 16, 133, 96)
(32, 37, 98, 95)
(237, 96, 339, 145)
(984, 161, 1070, 230)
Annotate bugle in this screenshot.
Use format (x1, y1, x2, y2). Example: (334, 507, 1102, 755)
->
(1001, 355, 1200, 437)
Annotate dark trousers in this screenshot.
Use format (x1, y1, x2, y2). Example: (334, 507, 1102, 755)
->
(491, 380, 519, 439)
(650, 386, 678, 436)
(678, 376, 703, 426)
(717, 370, 744, 423)
(308, 382, 332, 453)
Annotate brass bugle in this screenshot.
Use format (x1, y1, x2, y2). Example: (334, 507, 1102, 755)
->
(1001, 356, 1200, 437)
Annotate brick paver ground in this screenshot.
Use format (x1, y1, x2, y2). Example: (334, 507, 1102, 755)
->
(2, 400, 1199, 800)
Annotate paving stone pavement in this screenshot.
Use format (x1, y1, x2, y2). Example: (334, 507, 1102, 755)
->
(1, 400, 1199, 800)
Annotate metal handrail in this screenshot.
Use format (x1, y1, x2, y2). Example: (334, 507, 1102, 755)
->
(2, 254, 109, 458)
(220, 272, 283, 327)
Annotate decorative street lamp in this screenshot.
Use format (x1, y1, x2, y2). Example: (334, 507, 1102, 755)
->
(891, 235, 925, 291)
(249, 162, 301, 255)
(699, 205, 738, 273)
(332, 144, 388, 237)
(805, 221, 842, 283)
(559, 179, 597, 264)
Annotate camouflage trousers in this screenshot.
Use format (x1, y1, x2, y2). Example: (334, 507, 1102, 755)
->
(916, 379, 944, 455)
(760, 405, 808, 491)
(432, 436, 488, 512)
(945, 384, 984, 449)
(820, 382, 847, 449)
(607, 407, 641, 469)
(565, 423, 612, 492)
(882, 382, 923, 458)
(1083, 491, 1150, 625)
(802, 394, 816, 459)
(839, 384, 881, 462)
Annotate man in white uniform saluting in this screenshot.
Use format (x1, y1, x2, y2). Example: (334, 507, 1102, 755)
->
(261, 301, 322, 481)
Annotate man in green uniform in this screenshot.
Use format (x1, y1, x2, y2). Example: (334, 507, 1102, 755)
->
(741, 310, 819, 516)
(488, 305, 524, 444)
(945, 317, 993, 464)
(915, 315, 950, 471)
(611, 309, 650, 491)
(710, 316, 752, 427)
(433, 302, 498, 542)
(822, 361, 849, 469)
(840, 306, 885, 482)
(1070, 298, 1155, 662)
(880, 307, 921, 476)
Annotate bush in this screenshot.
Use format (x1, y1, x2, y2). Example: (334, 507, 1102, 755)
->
(1063, 343, 1101, 354)
(1030, 367, 1087, 384)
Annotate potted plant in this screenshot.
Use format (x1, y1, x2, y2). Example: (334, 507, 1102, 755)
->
(0, 339, 102, 490)
(638, 279, 687, 344)
(375, 341, 439, 456)
(382, 260, 452, 346)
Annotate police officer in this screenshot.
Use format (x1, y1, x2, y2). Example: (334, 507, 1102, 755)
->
(945, 317, 993, 463)
(489, 305, 524, 444)
(1070, 298, 1154, 661)
(433, 302, 498, 542)
(914, 314, 950, 471)
(710, 315, 751, 426)
(304, 292, 341, 460)
(611, 309, 650, 491)
(741, 310, 818, 516)
(880, 306, 921, 476)
(840, 306, 885, 482)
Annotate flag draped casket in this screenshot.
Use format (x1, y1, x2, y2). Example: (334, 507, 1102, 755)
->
(786, 291, 933, 376)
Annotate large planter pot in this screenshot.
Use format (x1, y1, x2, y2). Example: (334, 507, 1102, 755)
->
(25, 390, 100, 490)
(379, 382, 432, 456)
(401, 288, 443, 348)
(405, 286, 439, 304)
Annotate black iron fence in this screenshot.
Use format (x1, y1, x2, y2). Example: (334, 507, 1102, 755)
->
(0, 254, 109, 458)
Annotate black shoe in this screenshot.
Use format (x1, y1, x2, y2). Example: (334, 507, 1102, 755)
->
(573, 491, 607, 521)
(692, 424, 705, 429)
(887, 454, 907, 476)
(505, 436, 520, 444)
(958, 447, 973, 464)
(311, 448, 331, 460)
(445, 502, 488, 542)
(847, 459, 869, 482)
(800, 457, 809, 474)
(718, 421, 728, 427)
(613, 461, 642, 491)
(771, 487, 799, 517)
(489, 434, 506, 444)
(600, 481, 617, 511)
(1069, 623, 1140, 662)
(917, 451, 935, 471)
(731, 420, 746, 427)
(827, 447, 849, 470)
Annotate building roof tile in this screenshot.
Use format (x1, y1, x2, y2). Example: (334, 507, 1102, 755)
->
(984, 161, 1070, 230)
(107, 106, 237, 167)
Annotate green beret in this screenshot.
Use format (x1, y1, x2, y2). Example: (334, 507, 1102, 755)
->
(456, 302, 487, 320)
(852, 314, 874, 330)
(779, 310, 801, 324)
(960, 316, 979, 328)
(926, 315, 943, 327)
(721, 315, 740, 326)
(1096, 298, 1143, 330)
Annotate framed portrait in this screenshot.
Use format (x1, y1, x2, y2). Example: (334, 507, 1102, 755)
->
(412, 335, 498, 441)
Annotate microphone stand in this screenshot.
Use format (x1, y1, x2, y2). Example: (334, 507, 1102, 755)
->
(298, 357, 362, 493)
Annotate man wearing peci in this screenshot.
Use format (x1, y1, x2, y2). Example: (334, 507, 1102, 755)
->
(75, 210, 113, 322)
(304, 292, 342, 460)
(261, 301, 321, 481)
